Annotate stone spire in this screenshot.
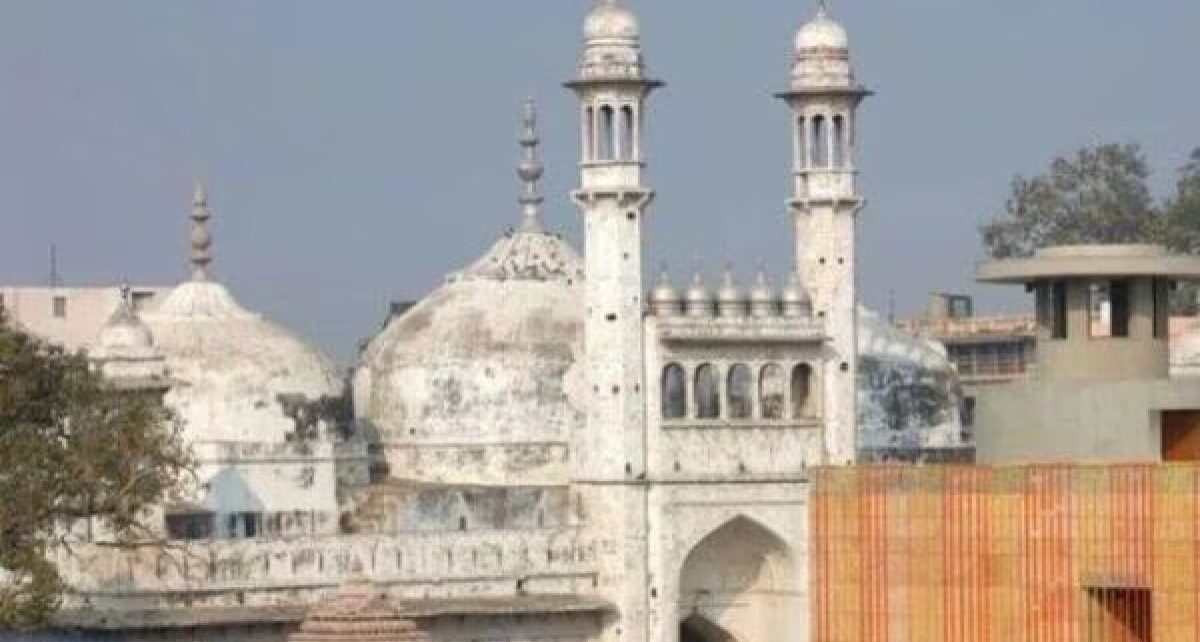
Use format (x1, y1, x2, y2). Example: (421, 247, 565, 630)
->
(189, 181, 213, 282)
(517, 99, 545, 234)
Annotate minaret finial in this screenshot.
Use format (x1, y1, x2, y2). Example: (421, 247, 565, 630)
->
(816, 0, 830, 16)
(189, 180, 213, 281)
(516, 99, 545, 234)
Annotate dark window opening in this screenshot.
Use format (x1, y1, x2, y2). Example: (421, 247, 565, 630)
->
(52, 296, 67, 319)
(1051, 281, 1068, 340)
(598, 106, 615, 161)
(166, 512, 214, 540)
(619, 105, 635, 161)
(727, 364, 753, 419)
(695, 364, 720, 419)
(791, 364, 813, 419)
(760, 364, 785, 420)
(661, 363, 686, 420)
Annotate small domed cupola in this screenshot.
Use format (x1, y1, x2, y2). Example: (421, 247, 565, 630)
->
(716, 266, 746, 318)
(650, 268, 682, 317)
(791, 0, 856, 90)
(782, 271, 813, 318)
(749, 269, 777, 318)
(685, 271, 714, 318)
(578, 0, 648, 81)
(91, 284, 169, 389)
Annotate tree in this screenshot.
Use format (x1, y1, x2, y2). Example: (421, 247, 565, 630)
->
(0, 311, 188, 628)
(980, 143, 1162, 259)
(981, 143, 1200, 313)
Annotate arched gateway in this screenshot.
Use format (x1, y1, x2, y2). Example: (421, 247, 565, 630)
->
(679, 517, 799, 642)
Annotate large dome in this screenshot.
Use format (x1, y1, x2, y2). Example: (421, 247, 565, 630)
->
(355, 229, 586, 484)
(146, 280, 343, 444)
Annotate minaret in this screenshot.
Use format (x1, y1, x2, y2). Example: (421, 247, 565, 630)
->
(778, 1, 870, 464)
(566, 0, 662, 481)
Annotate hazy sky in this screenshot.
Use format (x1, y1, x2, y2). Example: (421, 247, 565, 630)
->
(2, 0, 1198, 362)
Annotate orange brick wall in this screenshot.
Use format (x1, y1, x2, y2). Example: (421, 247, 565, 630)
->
(813, 465, 1200, 642)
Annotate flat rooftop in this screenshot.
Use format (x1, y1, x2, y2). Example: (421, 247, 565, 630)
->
(977, 244, 1200, 284)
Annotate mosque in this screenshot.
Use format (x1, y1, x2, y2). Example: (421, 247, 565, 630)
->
(31, 2, 970, 642)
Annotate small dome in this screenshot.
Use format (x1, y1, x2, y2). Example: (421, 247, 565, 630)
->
(584, 0, 640, 42)
(749, 270, 777, 318)
(749, 270, 774, 304)
(98, 305, 154, 353)
(795, 8, 849, 53)
(781, 272, 813, 317)
(91, 288, 169, 387)
(716, 268, 745, 317)
(651, 269, 682, 316)
(685, 272, 714, 317)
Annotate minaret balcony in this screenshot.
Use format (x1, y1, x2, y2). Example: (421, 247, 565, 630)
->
(795, 170, 858, 202)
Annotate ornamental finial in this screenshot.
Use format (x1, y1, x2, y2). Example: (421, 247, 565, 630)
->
(816, 0, 830, 17)
(189, 180, 213, 281)
(516, 99, 545, 234)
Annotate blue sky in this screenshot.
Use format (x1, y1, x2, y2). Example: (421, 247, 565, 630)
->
(1, 0, 1198, 361)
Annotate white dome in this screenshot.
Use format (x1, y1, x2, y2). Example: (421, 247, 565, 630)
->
(355, 229, 586, 484)
(584, 0, 639, 42)
(145, 281, 342, 444)
(795, 12, 849, 52)
(91, 293, 169, 387)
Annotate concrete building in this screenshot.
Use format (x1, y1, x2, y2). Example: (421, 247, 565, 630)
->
(973, 244, 1200, 463)
(0, 284, 170, 352)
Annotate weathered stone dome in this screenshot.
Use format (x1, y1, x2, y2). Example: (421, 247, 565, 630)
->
(354, 228, 586, 483)
(145, 280, 343, 444)
(584, 0, 640, 42)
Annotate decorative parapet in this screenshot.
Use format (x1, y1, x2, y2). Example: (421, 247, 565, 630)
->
(656, 316, 825, 344)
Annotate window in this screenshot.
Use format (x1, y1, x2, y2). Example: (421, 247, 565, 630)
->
(165, 512, 214, 540)
(1051, 281, 1068, 340)
(760, 364, 786, 420)
(811, 116, 828, 168)
(662, 363, 686, 420)
(791, 364, 813, 419)
(52, 295, 67, 319)
(694, 364, 720, 419)
(1153, 278, 1167, 339)
(619, 105, 635, 161)
(584, 107, 595, 160)
(727, 364, 753, 419)
(598, 105, 615, 161)
(832, 115, 846, 167)
(1090, 280, 1130, 339)
(227, 512, 262, 539)
(131, 290, 155, 312)
(796, 117, 807, 168)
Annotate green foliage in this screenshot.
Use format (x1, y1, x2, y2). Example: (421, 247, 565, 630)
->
(980, 143, 1200, 314)
(0, 311, 188, 628)
(980, 143, 1161, 258)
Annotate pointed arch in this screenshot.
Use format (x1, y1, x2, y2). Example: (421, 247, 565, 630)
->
(727, 364, 753, 419)
(662, 363, 687, 420)
(695, 364, 720, 419)
(679, 516, 797, 642)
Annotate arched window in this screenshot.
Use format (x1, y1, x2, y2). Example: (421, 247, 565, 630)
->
(662, 363, 686, 420)
(796, 117, 807, 168)
(584, 107, 595, 161)
(619, 106, 636, 161)
(792, 364, 813, 418)
(760, 364, 785, 420)
(811, 115, 827, 168)
(598, 105, 616, 161)
(727, 364, 753, 419)
(695, 364, 720, 419)
(832, 115, 846, 168)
